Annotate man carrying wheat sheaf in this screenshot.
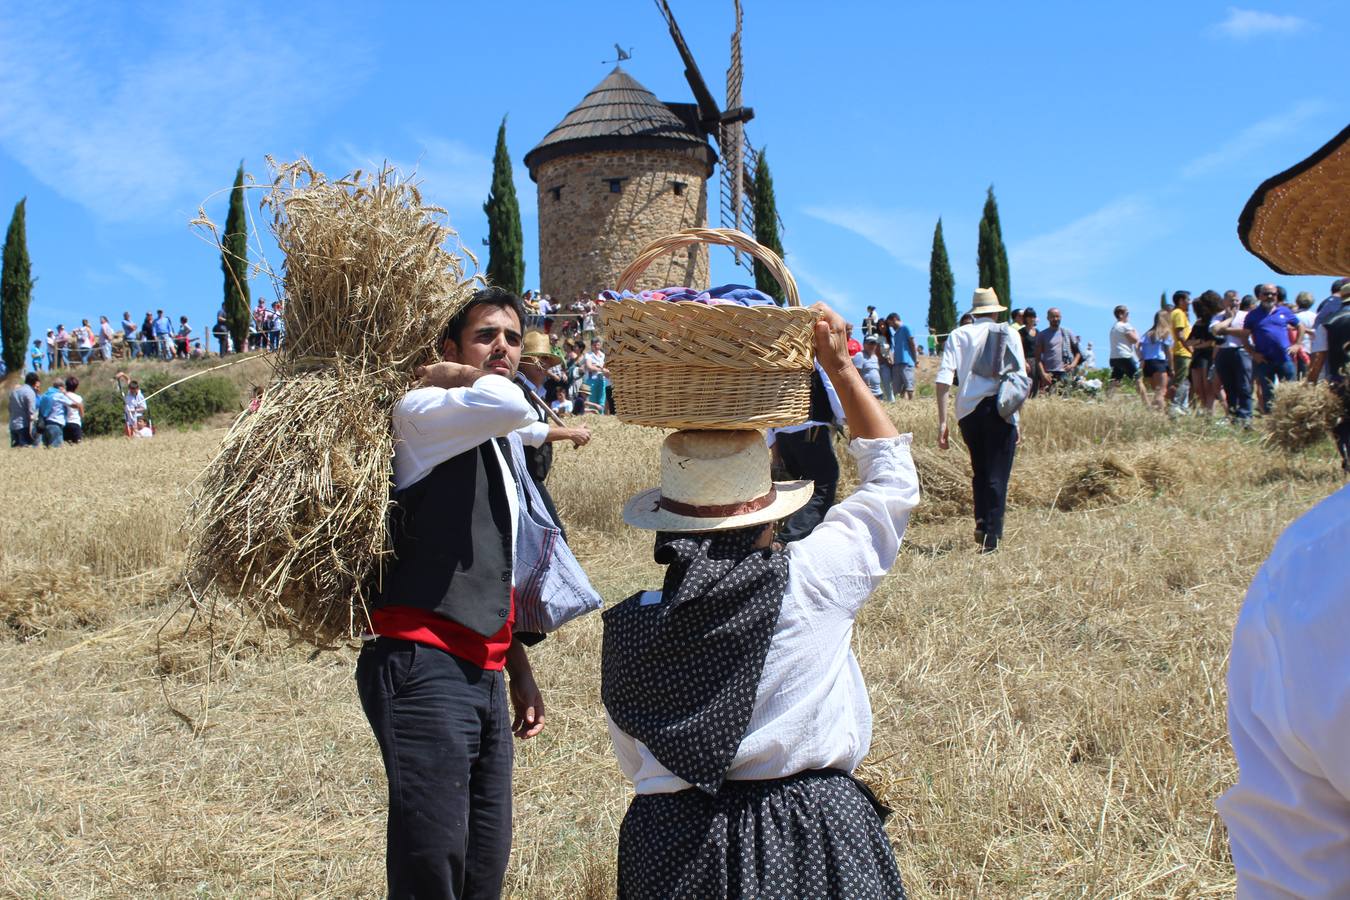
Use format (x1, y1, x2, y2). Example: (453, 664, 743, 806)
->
(356, 286, 598, 899)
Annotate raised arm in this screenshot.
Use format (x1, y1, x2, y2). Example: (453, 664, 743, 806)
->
(809, 303, 897, 441)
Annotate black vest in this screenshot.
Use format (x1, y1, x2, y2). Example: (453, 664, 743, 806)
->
(370, 440, 513, 637)
(808, 369, 833, 424)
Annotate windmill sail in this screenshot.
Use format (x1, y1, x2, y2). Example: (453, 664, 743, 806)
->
(720, 0, 750, 265)
(656, 0, 758, 267)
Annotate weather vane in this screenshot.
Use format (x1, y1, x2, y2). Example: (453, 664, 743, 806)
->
(602, 43, 633, 64)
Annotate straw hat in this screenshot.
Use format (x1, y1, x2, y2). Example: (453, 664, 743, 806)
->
(1238, 124, 1350, 276)
(970, 287, 1006, 315)
(623, 430, 812, 532)
(520, 330, 562, 368)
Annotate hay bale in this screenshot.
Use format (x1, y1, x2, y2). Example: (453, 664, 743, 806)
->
(1053, 449, 1182, 512)
(909, 445, 974, 522)
(186, 160, 473, 646)
(1055, 454, 1140, 511)
(1263, 380, 1343, 453)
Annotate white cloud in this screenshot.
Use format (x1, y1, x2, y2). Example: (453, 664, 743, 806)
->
(116, 262, 165, 291)
(801, 205, 939, 273)
(1010, 196, 1171, 311)
(1210, 7, 1309, 39)
(788, 256, 852, 309)
(0, 3, 365, 222)
(1182, 99, 1327, 178)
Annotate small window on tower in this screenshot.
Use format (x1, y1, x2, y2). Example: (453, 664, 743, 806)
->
(671, 181, 686, 196)
(606, 178, 626, 194)
(549, 186, 563, 202)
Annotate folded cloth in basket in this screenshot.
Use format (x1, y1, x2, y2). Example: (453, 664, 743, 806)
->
(599, 284, 779, 307)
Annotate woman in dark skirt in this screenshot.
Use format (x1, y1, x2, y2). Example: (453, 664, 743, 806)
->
(601, 304, 919, 899)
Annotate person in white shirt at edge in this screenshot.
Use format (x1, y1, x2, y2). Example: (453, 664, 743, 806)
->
(356, 287, 599, 900)
(601, 302, 917, 899)
(115, 373, 147, 434)
(61, 375, 85, 444)
(935, 287, 1027, 553)
(1106, 305, 1149, 405)
(98, 316, 115, 361)
(1217, 484, 1350, 899)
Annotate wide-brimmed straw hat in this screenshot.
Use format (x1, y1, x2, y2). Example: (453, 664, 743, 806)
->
(624, 430, 812, 532)
(970, 287, 1006, 315)
(1239, 124, 1350, 276)
(520, 330, 562, 368)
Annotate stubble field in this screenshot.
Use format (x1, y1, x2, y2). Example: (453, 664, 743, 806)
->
(0, 395, 1340, 898)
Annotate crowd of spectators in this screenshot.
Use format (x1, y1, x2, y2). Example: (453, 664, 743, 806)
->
(8, 371, 151, 447)
(1101, 279, 1350, 425)
(21, 299, 286, 374)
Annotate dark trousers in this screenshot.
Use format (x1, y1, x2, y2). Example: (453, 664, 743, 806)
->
(10, 426, 34, 448)
(957, 396, 1017, 548)
(356, 639, 513, 900)
(1215, 348, 1252, 421)
(1253, 356, 1295, 415)
(775, 426, 840, 543)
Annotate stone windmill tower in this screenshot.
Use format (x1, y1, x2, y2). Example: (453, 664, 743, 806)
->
(524, 67, 715, 302)
(524, 1, 756, 302)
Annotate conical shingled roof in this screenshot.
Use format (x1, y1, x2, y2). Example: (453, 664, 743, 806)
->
(524, 67, 715, 180)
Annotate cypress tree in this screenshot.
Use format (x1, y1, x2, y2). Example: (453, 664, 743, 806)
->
(927, 218, 956, 349)
(1, 198, 33, 374)
(484, 116, 524, 294)
(221, 162, 251, 351)
(976, 185, 1011, 321)
(751, 149, 785, 304)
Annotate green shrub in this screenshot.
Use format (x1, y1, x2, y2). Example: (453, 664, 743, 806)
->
(81, 374, 239, 436)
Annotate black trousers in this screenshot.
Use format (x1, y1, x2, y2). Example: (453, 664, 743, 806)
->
(957, 396, 1017, 547)
(774, 426, 839, 543)
(356, 639, 513, 900)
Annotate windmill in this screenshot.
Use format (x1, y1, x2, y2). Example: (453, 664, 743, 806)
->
(654, 0, 758, 267)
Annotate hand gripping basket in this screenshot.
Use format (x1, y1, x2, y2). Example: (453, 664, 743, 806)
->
(600, 228, 818, 430)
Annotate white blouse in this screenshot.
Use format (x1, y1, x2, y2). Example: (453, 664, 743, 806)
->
(1217, 484, 1350, 898)
(606, 434, 920, 794)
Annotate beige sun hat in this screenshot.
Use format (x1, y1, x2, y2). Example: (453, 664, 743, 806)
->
(970, 287, 1006, 315)
(520, 330, 562, 368)
(623, 430, 813, 532)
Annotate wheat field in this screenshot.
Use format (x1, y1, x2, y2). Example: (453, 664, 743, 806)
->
(0, 397, 1340, 898)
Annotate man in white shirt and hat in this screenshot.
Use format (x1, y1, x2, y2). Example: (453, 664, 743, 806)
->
(934, 287, 1027, 552)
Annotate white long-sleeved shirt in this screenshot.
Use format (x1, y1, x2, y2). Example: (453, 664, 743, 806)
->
(606, 434, 920, 794)
(390, 374, 536, 579)
(1217, 484, 1350, 899)
(934, 319, 1027, 422)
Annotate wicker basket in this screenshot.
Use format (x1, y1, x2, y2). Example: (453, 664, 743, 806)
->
(600, 228, 818, 430)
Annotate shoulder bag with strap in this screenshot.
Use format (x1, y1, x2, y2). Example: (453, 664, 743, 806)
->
(971, 323, 1030, 422)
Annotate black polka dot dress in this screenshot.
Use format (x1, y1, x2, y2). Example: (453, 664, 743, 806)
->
(616, 770, 907, 900)
(602, 529, 907, 899)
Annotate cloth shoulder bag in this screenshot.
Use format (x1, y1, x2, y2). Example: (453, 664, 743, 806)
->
(506, 433, 602, 633)
(971, 323, 1030, 422)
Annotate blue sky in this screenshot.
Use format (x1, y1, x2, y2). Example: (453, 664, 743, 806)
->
(1, 0, 1346, 362)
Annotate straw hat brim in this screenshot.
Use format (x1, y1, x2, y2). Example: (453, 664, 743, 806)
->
(1238, 124, 1350, 276)
(521, 351, 562, 369)
(623, 479, 814, 532)
(970, 303, 1007, 315)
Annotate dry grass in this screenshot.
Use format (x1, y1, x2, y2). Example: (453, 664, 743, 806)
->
(187, 159, 477, 645)
(0, 394, 1343, 897)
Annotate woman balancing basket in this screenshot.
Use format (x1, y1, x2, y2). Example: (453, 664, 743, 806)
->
(600, 228, 819, 430)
